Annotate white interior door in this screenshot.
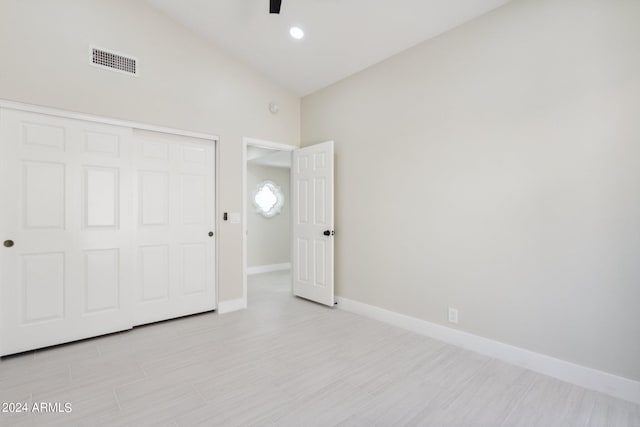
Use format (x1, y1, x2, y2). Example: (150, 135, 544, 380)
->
(132, 130, 216, 325)
(0, 109, 134, 355)
(292, 141, 335, 306)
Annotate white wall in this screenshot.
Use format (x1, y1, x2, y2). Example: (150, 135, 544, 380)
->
(302, 0, 640, 381)
(247, 164, 291, 267)
(0, 0, 300, 302)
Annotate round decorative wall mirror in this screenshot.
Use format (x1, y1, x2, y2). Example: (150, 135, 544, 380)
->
(253, 181, 284, 218)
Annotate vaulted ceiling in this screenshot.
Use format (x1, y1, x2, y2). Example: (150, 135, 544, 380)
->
(147, 0, 510, 95)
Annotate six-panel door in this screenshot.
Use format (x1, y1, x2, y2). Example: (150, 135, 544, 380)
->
(0, 109, 134, 355)
(292, 141, 335, 307)
(132, 130, 216, 326)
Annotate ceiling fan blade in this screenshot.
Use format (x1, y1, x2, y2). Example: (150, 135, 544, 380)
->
(270, 0, 282, 14)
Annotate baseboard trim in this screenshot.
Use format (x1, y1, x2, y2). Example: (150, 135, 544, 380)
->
(217, 298, 247, 314)
(336, 296, 640, 405)
(247, 263, 291, 275)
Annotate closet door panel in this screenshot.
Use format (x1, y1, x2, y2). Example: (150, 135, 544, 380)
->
(132, 130, 216, 326)
(0, 109, 134, 356)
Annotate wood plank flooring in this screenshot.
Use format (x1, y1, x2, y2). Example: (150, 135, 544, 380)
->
(0, 271, 639, 426)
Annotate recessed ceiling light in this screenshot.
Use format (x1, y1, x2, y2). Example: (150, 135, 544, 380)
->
(289, 27, 304, 40)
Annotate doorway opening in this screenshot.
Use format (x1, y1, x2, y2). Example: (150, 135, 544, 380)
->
(242, 138, 335, 309)
(242, 138, 295, 307)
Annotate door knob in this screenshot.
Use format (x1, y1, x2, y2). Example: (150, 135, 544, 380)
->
(3, 240, 14, 248)
(208, 231, 214, 237)
(323, 230, 335, 236)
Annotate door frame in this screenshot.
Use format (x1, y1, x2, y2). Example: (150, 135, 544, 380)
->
(0, 99, 221, 317)
(242, 137, 296, 309)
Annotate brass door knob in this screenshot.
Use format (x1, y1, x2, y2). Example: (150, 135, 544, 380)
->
(208, 231, 214, 237)
(3, 240, 14, 248)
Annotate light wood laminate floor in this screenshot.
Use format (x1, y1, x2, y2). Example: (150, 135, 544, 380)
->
(1, 271, 639, 426)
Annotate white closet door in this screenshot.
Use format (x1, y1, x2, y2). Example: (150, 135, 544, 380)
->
(132, 130, 216, 326)
(0, 109, 134, 356)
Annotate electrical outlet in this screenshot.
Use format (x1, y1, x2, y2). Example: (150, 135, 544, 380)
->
(448, 307, 459, 324)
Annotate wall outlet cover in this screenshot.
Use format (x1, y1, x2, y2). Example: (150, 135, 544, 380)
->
(448, 307, 459, 324)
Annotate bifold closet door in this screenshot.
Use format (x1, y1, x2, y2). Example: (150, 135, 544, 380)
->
(0, 109, 134, 356)
(132, 130, 216, 326)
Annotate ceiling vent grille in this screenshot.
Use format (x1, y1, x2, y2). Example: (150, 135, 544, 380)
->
(91, 47, 138, 76)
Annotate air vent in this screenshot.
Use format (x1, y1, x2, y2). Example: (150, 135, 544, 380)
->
(91, 47, 138, 76)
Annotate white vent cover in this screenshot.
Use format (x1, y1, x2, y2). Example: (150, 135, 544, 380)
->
(91, 47, 138, 76)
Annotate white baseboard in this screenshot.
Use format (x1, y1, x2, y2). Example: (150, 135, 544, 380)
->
(217, 298, 247, 314)
(336, 296, 640, 405)
(247, 263, 291, 275)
